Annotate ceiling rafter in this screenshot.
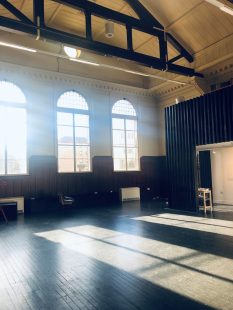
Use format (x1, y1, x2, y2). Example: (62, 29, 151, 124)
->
(20, 0, 26, 11)
(47, 3, 63, 26)
(0, 0, 33, 24)
(0, 0, 203, 77)
(124, 0, 164, 29)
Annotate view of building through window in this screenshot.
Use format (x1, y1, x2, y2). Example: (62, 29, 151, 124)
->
(57, 91, 90, 173)
(112, 100, 139, 171)
(0, 81, 27, 175)
(0, 84, 139, 175)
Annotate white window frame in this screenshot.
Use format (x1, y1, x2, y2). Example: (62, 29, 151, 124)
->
(112, 100, 139, 172)
(56, 91, 91, 173)
(0, 81, 27, 176)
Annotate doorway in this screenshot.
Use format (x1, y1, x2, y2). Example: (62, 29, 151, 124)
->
(196, 142, 233, 213)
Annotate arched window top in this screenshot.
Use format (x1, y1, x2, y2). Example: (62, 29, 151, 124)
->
(57, 91, 88, 110)
(0, 81, 26, 104)
(112, 99, 136, 116)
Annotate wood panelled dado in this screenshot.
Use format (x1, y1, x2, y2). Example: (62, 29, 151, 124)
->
(165, 85, 233, 212)
(0, 156, 167, 201)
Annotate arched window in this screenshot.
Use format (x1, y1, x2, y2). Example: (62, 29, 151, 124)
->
(57, 91, 90, 173)
(0, 81, 27, 175)
(112, 99, 139, 171)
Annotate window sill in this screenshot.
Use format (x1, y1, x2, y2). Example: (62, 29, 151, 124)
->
(57, 171, 92, 174)
(0, 173, 30, 177)
(113, 170, 141, 173)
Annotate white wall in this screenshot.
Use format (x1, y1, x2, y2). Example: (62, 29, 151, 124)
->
(0, 61, 161, 160)
(211, 147, 233, 205)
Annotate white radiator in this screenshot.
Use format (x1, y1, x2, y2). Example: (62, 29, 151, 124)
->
(120, 187, 140, 202)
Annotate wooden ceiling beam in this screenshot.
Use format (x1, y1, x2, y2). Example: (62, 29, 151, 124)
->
(124, 0, 164, 29)
(0, 0, 33, 24)
(0, 0, 202, 77)
(47, 4, 63, 26)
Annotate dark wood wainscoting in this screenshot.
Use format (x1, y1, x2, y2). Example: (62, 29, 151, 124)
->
(0, 156, 167, 210)
(165, 85, 233, 211)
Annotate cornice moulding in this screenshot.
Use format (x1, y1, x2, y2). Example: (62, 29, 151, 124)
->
(0, 60, 156, 99)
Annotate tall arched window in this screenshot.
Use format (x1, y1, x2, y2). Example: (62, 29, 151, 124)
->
(112, 99, 139, 171)
(57, 91, 90, 173)
(0, 81, 27, 175)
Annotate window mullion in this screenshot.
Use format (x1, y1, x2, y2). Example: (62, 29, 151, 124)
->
(73, 113, 76, 172)
(5, 107, 8, 175)
(124, 119, 128, 171)
(5, 144, 7, 175)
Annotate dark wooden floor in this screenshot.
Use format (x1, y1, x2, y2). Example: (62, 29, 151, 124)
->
(0, 201, 233, 310)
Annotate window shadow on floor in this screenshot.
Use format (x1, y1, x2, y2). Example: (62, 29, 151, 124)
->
(0, 233, 216, 310)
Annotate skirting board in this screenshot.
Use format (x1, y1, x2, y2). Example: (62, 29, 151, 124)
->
(214, 200, 233, 206)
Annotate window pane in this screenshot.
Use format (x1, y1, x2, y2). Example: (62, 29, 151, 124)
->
(112, 118, 124, 130)
(75, 146, 90, 172)
(127, 159, 138, 171)
(113, 146, 126, 171)
(0, 81, 26, 104)
(0, 126, 5, 173)
(57, 112, 73, 126)
(114, 158, 126, 171)
(57, 126, 73, 145)
(58, 159, 74, 173)
(6, 128, 26, 150)
(113, 147, 125, 159)
(5, 107, 27, 174)
(112, 100, 136, 116)
(113, 130, 125, 146)
(6, 108, 26, 144)
(127, 148, 139, 170)
(127, 147, 138, 159)
(126, 119, 137, 131)
(126, 131, 137, 147)
(57, 91, 88, 110)
(7, 160, 27, 175)
(7, 107, 26, 125)
(0, 142, 5, 174)
(75, 127, 90, 145)
(0, 106, 4, 131)
(58, 146, 74, 159)
(75, 114, 89, 127)
(76, 146, 90, 159)
(56, 92, 90, 174)
(0, 84, 27, 176)
(7, 143, 26, 161)
(0, 160, 4, 174)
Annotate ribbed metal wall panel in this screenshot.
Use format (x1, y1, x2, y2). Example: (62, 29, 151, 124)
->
(165, 85, 233, 211)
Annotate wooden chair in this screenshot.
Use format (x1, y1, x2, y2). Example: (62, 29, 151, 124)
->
(0, 205, 8, 224)
(58, 194, 75, 206)
(0, 180, 8, 224)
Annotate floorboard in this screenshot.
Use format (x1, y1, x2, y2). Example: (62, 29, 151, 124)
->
(0, 201, 233, 309)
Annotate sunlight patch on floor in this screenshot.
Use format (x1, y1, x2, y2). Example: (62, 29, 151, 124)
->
(132, 213, 233, 237)
(35, 224, 233, 309)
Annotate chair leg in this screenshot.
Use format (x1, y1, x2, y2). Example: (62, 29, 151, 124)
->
(0, 207, 8, 224)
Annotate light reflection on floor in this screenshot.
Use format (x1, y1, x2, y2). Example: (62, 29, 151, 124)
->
(132, 213, 233, 236)
(35, 223, 233, 309)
